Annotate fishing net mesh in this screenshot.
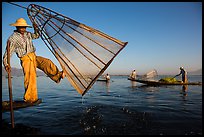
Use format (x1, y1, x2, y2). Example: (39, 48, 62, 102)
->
(27, 4, 127, 95)
(142, 69, 158, 79)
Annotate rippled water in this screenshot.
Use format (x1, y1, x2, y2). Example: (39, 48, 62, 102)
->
(2, 75, 202, 135)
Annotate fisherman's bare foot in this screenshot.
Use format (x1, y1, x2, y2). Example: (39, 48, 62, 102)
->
(61, 71, 66, 79)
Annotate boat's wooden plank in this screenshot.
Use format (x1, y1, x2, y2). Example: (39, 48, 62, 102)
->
(2, 99, 42, 112)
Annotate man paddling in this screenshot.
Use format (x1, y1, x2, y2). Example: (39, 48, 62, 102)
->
(173, 67, 188, 83)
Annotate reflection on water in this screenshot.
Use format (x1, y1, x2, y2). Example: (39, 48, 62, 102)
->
(131, 81, 137, 88)
(2, 75, 202, 135)
(181, 85, 188, 97)
(105, 81, 110, 93)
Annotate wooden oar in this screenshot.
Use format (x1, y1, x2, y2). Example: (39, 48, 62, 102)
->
(170, 75, 177, 80)
(7, 41, 15, 128)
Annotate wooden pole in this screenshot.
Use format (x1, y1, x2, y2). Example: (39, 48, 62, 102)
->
(7, 41, 15, 128)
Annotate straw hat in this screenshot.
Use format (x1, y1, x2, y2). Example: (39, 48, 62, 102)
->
(10, 18, 32, 28)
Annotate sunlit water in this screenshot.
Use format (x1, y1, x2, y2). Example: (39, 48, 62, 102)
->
(2, 75, 202, 135)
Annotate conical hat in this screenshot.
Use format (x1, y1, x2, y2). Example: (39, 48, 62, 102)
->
(10, 18, 32, 28)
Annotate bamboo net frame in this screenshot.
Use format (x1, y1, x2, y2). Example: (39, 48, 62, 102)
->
(27, 4, 127, 96)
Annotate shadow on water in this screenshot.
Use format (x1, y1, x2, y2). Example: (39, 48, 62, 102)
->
(180, 85, 188, 97)
(1, 119, 41, 135)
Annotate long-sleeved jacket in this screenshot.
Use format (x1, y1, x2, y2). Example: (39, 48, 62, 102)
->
(3, 30, 39, 67)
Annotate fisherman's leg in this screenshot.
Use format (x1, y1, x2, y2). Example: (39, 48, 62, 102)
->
(183, 75, 188, 83)
(20, 53, 38, 103)
(36, 56, 63, 83)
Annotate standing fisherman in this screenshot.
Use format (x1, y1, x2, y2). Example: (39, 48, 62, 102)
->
(3, 18, 66, 103)
(105, 73, 110, 81)
(174, 67, 188, 83)
(130, 70, 137, 80)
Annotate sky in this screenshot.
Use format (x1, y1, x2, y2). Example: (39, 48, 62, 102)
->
(2, 2, 202, 75)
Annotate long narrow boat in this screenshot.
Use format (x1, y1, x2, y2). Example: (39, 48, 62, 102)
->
(97, 79, 109, 82)
(128, 78, 202, 86)
(2, 99, 42, 112)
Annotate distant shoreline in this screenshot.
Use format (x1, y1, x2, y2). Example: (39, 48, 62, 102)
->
(2, 67, 202, 76)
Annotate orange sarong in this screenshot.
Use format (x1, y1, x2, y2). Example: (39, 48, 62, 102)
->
(20, 52, 63, 102)
(20, 52, 38, 103)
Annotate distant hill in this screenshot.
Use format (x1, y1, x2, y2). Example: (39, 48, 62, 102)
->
(2, 66, 45, 77)
(188, 68, 202, 75)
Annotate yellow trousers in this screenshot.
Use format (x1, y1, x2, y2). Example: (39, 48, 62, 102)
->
(20, 52, 62, 102)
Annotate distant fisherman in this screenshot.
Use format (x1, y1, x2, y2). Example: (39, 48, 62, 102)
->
(130, 70, 136, 80)
(174, 67, 188, 83)
(105, 73, 110, 81)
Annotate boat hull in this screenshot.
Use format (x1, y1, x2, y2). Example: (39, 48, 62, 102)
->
(128, 78, 202, 86)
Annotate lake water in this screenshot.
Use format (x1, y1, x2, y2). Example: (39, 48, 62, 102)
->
(2, 75, 202, 135)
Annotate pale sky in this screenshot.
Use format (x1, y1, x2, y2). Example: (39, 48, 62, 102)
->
(2, 2, 202, 75)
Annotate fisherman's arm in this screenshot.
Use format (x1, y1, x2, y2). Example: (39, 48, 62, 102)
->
(31, 22, 40, 39)
(174, 71, 182, 78)
(3, 40, 15, 73)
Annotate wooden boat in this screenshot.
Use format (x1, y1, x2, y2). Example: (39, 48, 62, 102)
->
(2, 99, 42, 112)
(128, 78, 202, 86)
(97, 79, 109, 82)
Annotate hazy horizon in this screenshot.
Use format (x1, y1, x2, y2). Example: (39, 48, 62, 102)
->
(2, 66, 202, 76)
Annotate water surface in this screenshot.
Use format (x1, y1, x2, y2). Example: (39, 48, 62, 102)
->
(2, 75, 202, 135)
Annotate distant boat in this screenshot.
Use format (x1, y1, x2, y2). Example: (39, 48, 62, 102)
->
(97, 79, 109, 82)
(128, 78, 202, 86)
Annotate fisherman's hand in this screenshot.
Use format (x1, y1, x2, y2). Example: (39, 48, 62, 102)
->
(33, 23, 40, 36)
(33, 22, 37, 27)
(5, 65, 11, 73)
(33, 23, 38, 30)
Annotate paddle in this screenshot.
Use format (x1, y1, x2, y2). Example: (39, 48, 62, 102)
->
(171, 75, 177, 80)
(7, 41, 15, 128)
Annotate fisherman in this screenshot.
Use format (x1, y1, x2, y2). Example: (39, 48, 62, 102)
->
(105, 73, 110, 81)
(130, 70, 137, 80)
(174, 67, 188, 83)
(3, 18, 66, 103)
